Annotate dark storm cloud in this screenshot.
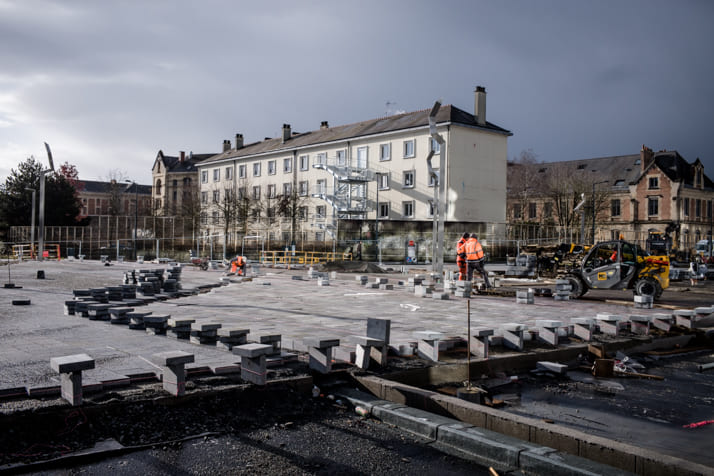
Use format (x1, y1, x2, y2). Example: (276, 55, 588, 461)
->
(0, 0, 712, 182)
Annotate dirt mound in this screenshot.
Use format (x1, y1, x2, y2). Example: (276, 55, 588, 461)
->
(317, 261, 386, 273)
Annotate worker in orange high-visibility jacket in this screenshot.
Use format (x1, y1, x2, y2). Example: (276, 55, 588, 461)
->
(465, 234, 491, 288)
(230, 255, 246, 276)
(456, 232, 469, 280)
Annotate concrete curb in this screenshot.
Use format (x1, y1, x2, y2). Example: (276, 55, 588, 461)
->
(338, 387, 634, 476)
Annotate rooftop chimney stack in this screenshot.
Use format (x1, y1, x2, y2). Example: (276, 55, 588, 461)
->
(320, 121, 329, 130)
(179, 151, 186, 163)
(222, 140, 231, 152)
(235, 133, 244, 149)
(474, 86, 486, 126)
(282, 124, 291, 143)
(640, 145, 654, 171)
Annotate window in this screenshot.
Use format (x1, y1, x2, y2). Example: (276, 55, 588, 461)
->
(378, 202, 389, 218)
(648, 176, 659, 189)
(544, 202, 553, 217)
(316, 152, 327, 165)
(201, 170, 208, 183)
(283, 182, 292, 195)
(708, 200, 713, 219)
(252, 208, 260, 219)
(683, 198, 690, 217)
(402, 201, 414, 217)
(298, 206, 307, 221)
(225, 167, 232, 180)
(213, 169, 220, 182)
(427, 200, 434, 218)
(611, 199, 621, 217)
(238, 187, 245, 200)
(614, 179, 625, 186)
(696, 199, 702, 218)
(224, 188, 233, 201)
(316, 179, 326, 194)
(253, 163, 261, 177)
(356, 147, 368, 169)
(283, 157, 292, 173)
(267, 207, 275, 218)
(528, 202, 537, 219)
(172, 179, 178, 187)
(212, 190, 220, 203)
(336, 149, 346, 166)
(316, 205, 326, 219)
(268, 160, 276, 175)
(403, 139, 415, 158)
(155, 179, 162, 195)
(201, 192, 208, 204)
(239, 164, 247, 178)
(379, 143, 391, 161)
(513, 204, 522, 219)
(212, 211, 219, 224)
(200, 212, 207, 225)
(268, 184, 276, 198)
(648, 197, 659, 216)
(299, 181, 309, 196)
(299, 155, 309, 171)
(377, 173, 389, 190)
(252, 186, 261, 200)
(315, 232, 324, 242)
(172, 190, 177, 201)
(403, 170, 415, 188)
(430, 137, 441, 154)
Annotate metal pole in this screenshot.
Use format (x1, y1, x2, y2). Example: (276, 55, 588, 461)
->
(591, 182, 596, 243)
(467, 299, 471, 390)
(375, 173, 379, 263)
(25, 188, 36, 258)
(38, 171, 48, 261)
(134, 184, 138, 261)
(437, 142, 446, 277)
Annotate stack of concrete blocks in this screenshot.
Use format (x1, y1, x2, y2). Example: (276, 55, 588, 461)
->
(553, 280, 571, 301)
(501, 323, 527, 351)
(123, 270, 137, 285)
(673, 309, 698, 329)
(137, 280, 156, 296)
(536, 320, 563, 346)
(121, 284, 137, 299)
(596, 314, 623, 336)
(64, 300, 77, 315)
(406, 275, 425, 292)
(629, 315, 651, 335)
(128, 310, 152, 330)
(108, 307, 133, 325)
(151, 351, 194, 397)
(571, 317, 595, 341)
(516, 289, 535, 304)
(167, 318, 195, 340)
(443, 280, 457, 294)
(106, 286, 124, 302)
(90, 288, 109, 303)
(317, 275, 330, 286)
(217, 328, 249, 350)
(259, 335, 285, 365)
(219, 276, 231, 286)
(634, 295, 653, 309)
(651, 313, 674, 332)
(348, 318, 391, 369)
(304, 337, 340, 374)
(307, 267, 317, 279)
(454, 281, 472, 298)
(162, 277, 179, 295)
(74, 300, 97, 318)
(356, 275, 368, 286)
(87, 303, 112, 321)
(374, 277, 392, 290)
(694, 307, 714, 328)
(233, 343, 273, 385)
(415, 283, 434, 298)
(433, 289, 450, 300)
(330, 271, 338, 280)
(50, 353, 95, 406)
(190, 321, 222, 345)
(144, 314, 170, 335)
(470, 327, 494, 359)
(413, 331, 444, 362)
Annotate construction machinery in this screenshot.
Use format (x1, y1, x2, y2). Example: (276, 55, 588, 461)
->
(505, 243, 588, 278)
(563, 240, 670, 300)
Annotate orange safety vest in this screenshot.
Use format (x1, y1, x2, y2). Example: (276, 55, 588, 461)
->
(456, 238, 467, 263)
(464, 238, 484, 261)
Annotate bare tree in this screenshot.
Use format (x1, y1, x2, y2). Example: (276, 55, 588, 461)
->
(276, 187, 310, 245)
(104, 169, 129, 216)
(507, 149, 542, 221)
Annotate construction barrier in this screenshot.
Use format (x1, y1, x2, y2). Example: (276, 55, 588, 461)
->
(12, 243, 61, 261)
(260, 250, 351, 266)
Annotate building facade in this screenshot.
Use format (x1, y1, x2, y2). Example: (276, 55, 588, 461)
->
(78, 180, 152, 218)
(196, 86, 511, 246)
(151, 150, 216, 216)
(506, 145, 714, 253)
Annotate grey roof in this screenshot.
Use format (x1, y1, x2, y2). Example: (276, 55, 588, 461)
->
(648, 151, 714, 189)
(157, 151, 216, 173)
(80, 180, 151, 195)
(202, 105, 512, 165)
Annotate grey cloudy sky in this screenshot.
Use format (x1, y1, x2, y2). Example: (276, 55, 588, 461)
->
(1, 0, 713, 185)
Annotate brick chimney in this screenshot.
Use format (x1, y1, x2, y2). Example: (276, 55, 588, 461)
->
(474, 86, 486, 126)
(640, 145, 654, 171)
(320, 121, 329, 130)
(282, 124, 291, 143)
(235, 133, 244, 149)
(179, 151, 186, 163)
(222, 140, 231, 152)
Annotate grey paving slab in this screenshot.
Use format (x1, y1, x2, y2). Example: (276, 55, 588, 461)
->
(0, 260, 655, 392)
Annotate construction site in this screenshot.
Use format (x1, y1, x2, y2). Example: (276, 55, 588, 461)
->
(1, 257, 713, 476)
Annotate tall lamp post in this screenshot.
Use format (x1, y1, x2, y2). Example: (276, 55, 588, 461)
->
(591, 180, 608, 244)
(374, 172, 381, 264)
(125, 180, 138, 261)
(25, 188, 36, 258)
(38, 142, 55, 261)
(427, 99, 445, 276)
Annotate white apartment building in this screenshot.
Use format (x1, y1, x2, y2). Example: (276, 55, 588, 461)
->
(197, 86, 511, 244)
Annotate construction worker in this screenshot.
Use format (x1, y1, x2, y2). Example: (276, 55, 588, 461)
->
(456, 232, 469, 280)
(230, 255, 246, 276)
(465, 233, 491, 288)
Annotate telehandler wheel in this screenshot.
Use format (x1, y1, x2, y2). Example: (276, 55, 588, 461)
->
(635, 278, 658, 298)
(566, 275, 586, 299)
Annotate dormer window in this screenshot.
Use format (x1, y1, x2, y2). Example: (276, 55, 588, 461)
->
(648, 176, 659, 189)
(577, 164, 586, 170)
(614, 179, 625, 186)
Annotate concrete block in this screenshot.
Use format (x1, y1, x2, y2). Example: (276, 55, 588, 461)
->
(629, 315, 651, 335)
(218, 327, 250, 338)
(536, 320, 563, 346)
(151, 351, 195, 367)
(307, 344, 335, 374)
(470, 327, 494, 359)
(596, 314, 623, 336)
(520, 446, 633, 476)
(367, 318, 391, 343)
(414, 331, 443, 362)
(379, 283, 394, 290)
(571, 318, 595, 341)
(674, 309, 696, 328)
(232, 343, 273, 358)
(432, 292, 450, 300)
(239, 353, 268, 385)
(651, 313, 673, 331)
(536, 361, 568, 374)
(191, 320, 222, 332)
(501, 323, 525, 351)
(303, 337, 340, 348)
(376, 405, 457, 440)
(51, 354, 96, 374)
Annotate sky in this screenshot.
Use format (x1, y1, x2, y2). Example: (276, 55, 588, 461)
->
(1, 0, 713, 186)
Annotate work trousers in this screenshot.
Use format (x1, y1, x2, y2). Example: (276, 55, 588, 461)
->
(467, 259, 490, 287)
(457, 260, 467, 280)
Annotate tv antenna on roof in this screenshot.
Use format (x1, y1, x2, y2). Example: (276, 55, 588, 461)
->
(385, 101, 396, 116)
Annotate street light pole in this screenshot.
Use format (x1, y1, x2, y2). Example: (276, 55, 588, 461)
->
(25, 188, 36, 258)
(375, 173, 380, 264)
(125, 180, 138, 261)
(591, 180, 608, 244)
